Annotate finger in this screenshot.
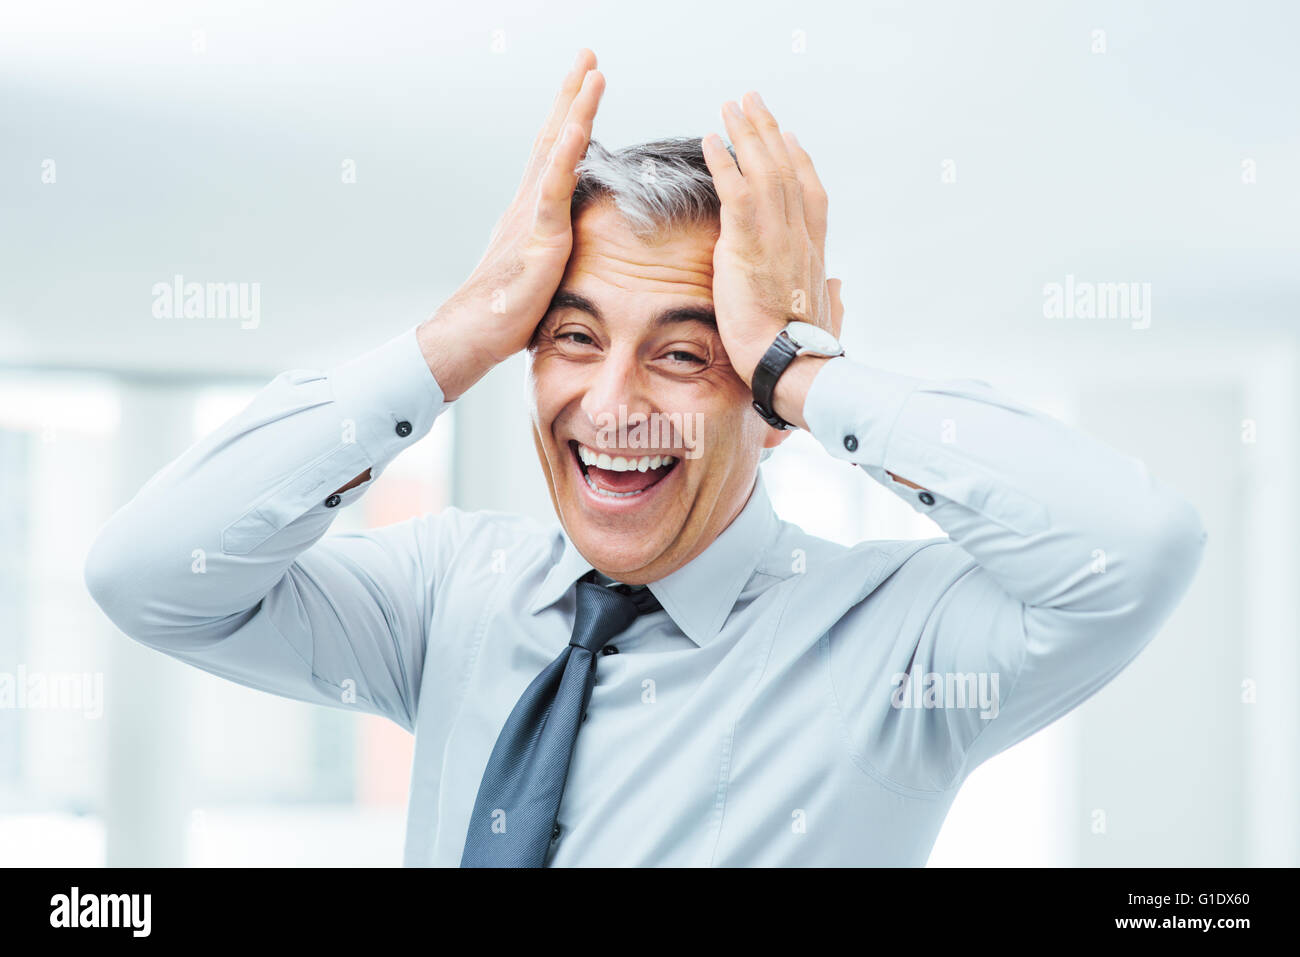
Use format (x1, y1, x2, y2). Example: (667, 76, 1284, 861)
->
(530, 68, 604, 216)
(533, 69, 604, 229)
(535, 122, 587, 236)
(536, 49, 596, 154)
(521, 49, 597, 192)
(742, 91, 802, 226)
(700, 133, 753, 226)
(782, 131, 828, 252)
(827, 277, 844, 338)
(721, 99, 783, 217)
(559, 67, 605, 146)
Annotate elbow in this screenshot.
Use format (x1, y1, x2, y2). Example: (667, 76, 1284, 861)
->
(85, 510, 258, 650)
(1151, 492, 1208, 587)
(83, 514, 157, 640)
(84, 521, 131, 630)
(1121, 488, 1207, 627)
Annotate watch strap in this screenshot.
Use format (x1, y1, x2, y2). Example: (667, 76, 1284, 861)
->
(750, 331, 801, 430)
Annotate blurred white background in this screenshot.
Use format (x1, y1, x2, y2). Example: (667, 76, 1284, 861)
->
(1, 0, 1296, 866)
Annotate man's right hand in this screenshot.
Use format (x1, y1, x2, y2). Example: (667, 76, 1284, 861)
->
(417, 48, 605, 401)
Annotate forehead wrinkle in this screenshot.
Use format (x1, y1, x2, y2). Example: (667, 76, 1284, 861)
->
(564, 270, 714, 320)
(568, 248, 714, 297)
(567, 202, 717, 297)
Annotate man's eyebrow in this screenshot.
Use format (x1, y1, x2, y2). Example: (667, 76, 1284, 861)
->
(542, 291, 716, 330)
(652, 305, 717, 330)
(546, 290, 602, 320)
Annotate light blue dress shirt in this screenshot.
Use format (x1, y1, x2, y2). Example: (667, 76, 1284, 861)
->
(84, 326, 1207, 866)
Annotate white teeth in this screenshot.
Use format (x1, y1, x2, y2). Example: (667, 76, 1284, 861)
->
(574, 443, 684, 498)
(575, 445, 681, 473)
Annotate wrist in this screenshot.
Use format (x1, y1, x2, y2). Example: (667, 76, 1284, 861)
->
(771, 354, 832, 431)
(416, 305, 500, 403)
(748, 320, 844, 431)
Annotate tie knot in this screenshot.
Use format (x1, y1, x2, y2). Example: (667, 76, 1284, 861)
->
(570, 576, 661, 653)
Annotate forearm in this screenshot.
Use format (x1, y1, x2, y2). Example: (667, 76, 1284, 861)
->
(84, 327, 448, 639)
(323, 306, 499, 494)
(794, 356, 1206, 619)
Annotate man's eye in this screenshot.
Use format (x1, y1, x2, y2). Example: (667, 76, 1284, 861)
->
(665, 350, 706, 365)
(558, 331, 596, 346)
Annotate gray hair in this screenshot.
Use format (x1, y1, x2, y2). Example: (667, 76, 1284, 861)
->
(571, 137, 736, 239)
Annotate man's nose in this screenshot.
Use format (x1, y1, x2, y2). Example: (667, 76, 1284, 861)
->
(579, 346, 652, 432)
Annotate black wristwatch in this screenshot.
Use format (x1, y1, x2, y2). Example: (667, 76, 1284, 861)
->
(751, 321, 845, 430)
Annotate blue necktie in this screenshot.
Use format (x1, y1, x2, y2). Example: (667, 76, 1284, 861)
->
(460, 571, 662, 867)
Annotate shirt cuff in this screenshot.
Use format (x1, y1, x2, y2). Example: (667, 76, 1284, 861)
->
(802, 355, 924, 467)
(328, 325, 452, 471)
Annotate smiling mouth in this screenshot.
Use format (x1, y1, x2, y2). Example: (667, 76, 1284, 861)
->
(569, 440, 680, 499)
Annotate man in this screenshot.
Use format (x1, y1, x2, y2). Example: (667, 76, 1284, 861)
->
(84, 49, 1206, 866)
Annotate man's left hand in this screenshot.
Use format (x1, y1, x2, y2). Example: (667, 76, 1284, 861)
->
(701, 92, 844, 395)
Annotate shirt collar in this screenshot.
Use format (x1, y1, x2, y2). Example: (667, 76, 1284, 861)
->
(526, 473, 779, 647)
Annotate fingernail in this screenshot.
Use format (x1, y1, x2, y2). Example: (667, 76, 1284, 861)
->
(573, 50, 586, 69)
(786, 131, 800, 146)
(725, 101, 744, 118)
(751, 91, 766, 109)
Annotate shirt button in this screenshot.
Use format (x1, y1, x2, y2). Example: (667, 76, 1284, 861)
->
(395, 420, 412, 437)
(843, 435, 859, 452)
(918, 491, 935, 506)
(601, 645, 619, 656)
(324, 494, 341, 508)
(582, 711, 589, 723)
(551, 823, 562, 841)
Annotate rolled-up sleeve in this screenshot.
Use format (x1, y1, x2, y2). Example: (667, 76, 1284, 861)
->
(84, 326, 454, 731)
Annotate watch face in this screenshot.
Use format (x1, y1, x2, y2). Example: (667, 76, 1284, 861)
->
(785, 321, 841, 356)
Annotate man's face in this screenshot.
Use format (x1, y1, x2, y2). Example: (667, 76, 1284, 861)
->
(527, 200, 780, 585)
